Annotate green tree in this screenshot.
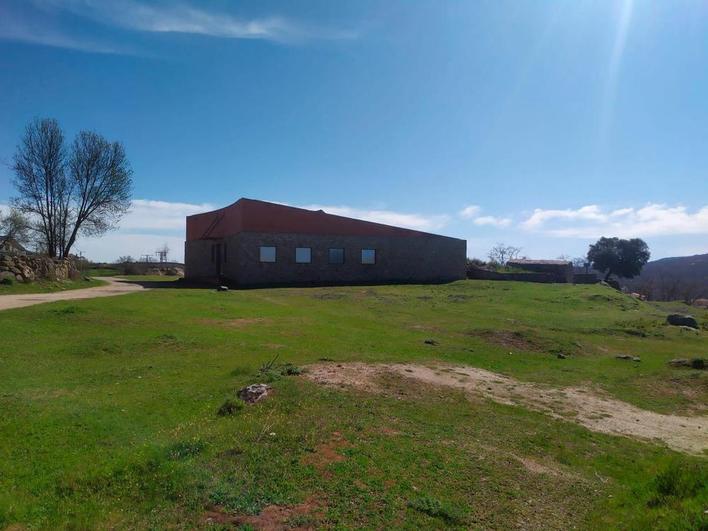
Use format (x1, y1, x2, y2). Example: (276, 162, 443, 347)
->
(587, 237, 650, 281)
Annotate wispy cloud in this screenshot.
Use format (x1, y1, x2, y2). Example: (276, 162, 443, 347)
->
(119, 199, 215, 231)
(459, 205, 481, 219)
(0, 4, 125, 54)
(459, 204, 511, 228)
(37, 0, 356, 44)
(521, 203, 708, 238)
(299, 203, 450, 232)
(473, 215, 512, 228)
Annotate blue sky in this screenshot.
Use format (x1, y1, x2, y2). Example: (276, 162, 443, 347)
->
(1, 0, 707, 262)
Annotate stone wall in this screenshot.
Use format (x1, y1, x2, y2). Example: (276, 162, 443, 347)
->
(0, 253, 79, 283)
(466, 267, 562, 283)
(185, 231, 467, 286)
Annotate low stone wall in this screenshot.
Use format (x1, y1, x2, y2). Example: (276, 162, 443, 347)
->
(467, 267, 560, 283)
(0, 253, 79, 283)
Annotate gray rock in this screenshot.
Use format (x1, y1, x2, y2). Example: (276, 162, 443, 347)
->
(216, 285, 229, 292)
(556, 353, 567, 359)
(668, 358, 706, 370)
(666, 314, 698, 329)
(237, 383, 271, 403)
(424, 339, 439, 346)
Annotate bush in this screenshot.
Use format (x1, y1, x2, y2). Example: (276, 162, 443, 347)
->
(0, 277, 13, 286)
(217, 399, 244, 416)
(407, 495, 465, 524)
(647, 460, 707, 507)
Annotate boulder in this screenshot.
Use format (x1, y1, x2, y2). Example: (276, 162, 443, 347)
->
(668, 358, 706, 370)
(666, 314, 698, 329)
(237, 383, 271, 403)
(217, 285, 229, 292)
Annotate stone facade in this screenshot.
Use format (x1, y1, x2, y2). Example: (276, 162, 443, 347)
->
(0, 253, 79, 283)
(186, 231, 466, 286)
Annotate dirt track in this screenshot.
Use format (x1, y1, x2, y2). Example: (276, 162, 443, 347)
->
(0, 277, 146, 311)
(306, 362, 708, 455)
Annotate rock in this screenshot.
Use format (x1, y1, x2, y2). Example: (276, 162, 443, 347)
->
(237, 383, 271, 403)
(615, 354, 632, 360)
(666, 314, 698, 329)
(0, 271, 15, 282)
(632, 357, 641, 362)
(217, 285, 229, 292)
(668, 358, 706, 370)
(424, 339, 439, 346)
(556, 353, 567, 359)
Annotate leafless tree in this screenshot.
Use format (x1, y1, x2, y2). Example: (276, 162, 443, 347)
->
(488, 243, 522, 265)
(11, 118, 70, 257)
(63, 131, 132, 258)
(117, 255, 135, 263)
(0, 208, 31, 249)
(12, 119, 133, 259)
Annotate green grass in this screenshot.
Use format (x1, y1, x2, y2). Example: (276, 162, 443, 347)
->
(0, 280, 705, 529)
(83, 267, 121, 277)
(0, 277, 107, 295)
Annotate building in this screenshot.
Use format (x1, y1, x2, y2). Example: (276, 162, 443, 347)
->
(184, 198, 466, 286)
(506, 259, 574, 283)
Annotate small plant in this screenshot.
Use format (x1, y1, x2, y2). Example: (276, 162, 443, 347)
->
(279, 363, 302, 376)
(257, 355, 302, 381)
(217, 399, 244, 417)
(647, 460, 707, 507)
(0, 277, 13, 286)
(407, 495, 465, 524)
(166, 439, 205, 460)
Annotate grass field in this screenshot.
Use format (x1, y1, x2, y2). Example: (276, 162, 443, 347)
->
(0, 280, 706, 529)
(0, 276, 107, 295)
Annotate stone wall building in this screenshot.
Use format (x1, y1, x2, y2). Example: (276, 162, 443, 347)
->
(185, 198, 466, 286)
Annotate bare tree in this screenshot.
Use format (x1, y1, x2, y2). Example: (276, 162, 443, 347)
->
(0, 208, 31, 249)
(11, 118, 70, 257)
(63, 131, 132, 258)
(12, 119, 133, 259)
(488, 243, 522, 265)
(117, 255, 135, 263)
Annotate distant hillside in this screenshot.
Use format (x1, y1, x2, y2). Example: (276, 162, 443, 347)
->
(623, 253, 708, 301)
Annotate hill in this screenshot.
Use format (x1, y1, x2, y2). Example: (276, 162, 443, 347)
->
(623, 253, 708, 301)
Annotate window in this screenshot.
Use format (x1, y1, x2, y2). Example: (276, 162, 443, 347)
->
(328, 248, 345, 264)
(295, 247, 311, 264)
(259, 246, 276, 263)
(361, 249, 376, 264)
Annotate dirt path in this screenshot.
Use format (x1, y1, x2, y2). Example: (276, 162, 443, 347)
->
(0, 277, 146, 311)
(306, 362, 708, 455)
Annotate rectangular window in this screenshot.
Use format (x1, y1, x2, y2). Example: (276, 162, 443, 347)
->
(361, 249, 376, 264)
(328, 248, 345, 264)
(295, 247, 311, 264)
(259, 246, 276, 263)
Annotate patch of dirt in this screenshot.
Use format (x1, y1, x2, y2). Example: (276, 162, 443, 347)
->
(469, 329, 543, 352)
(197, 317, 272, 328)
(302, 432, 351, 477)
(204, 497, 322, 530)
(305, 362, 708, 455)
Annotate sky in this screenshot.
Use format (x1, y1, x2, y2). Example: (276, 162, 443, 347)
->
(0, 0, 707, 263)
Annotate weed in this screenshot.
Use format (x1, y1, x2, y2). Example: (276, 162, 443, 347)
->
(166, 439, 206, 460)
(647, 461, 707, 507)
(407, 495, 465, 524)
(217, 399, 244, 417)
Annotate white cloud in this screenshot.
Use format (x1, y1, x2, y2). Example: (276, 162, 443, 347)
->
(459, 205, 481, 219)
(473, 215, 512, 228)
(35, 0, 356, 44)
(300, 204, 451, 232)
(521, 203, 708, 238)
(119, 199, 215, 231)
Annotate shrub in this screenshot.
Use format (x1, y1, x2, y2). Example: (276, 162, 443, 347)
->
(166, 439, 205, 460)
(0, 277, 13, 286)
(217, 399, 244, 417)
(407, 495, 465, 524)
(647, 460, 707, 507)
